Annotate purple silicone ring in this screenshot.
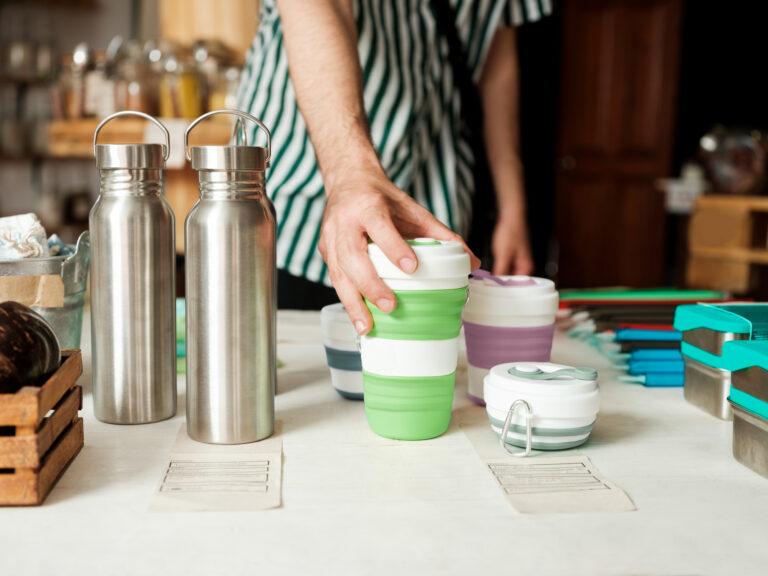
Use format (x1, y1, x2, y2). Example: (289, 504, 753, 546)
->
(463, 321, 555, 369)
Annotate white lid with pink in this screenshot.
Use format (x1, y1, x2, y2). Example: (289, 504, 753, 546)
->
(463, 270, 558, 328)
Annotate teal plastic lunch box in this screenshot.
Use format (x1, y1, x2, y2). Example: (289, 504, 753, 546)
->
(674, 304, 768, 420)
(721, 340, 768, 479)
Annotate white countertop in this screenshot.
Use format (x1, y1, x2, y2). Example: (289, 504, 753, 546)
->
(2, 310, 767, 575)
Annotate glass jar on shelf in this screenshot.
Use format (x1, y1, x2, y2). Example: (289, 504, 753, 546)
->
(109, 39, 154, 116)
(208, 66, 241, 111)
(61, 43, 89, 119)
(191, 40, 234, 112)
(159, 54, 201, 119)
(0, 85, 25, 156)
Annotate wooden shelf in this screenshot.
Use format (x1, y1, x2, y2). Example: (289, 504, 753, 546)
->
(690, 247, 768, 266)
(47, 117, 235, 255)
(47, 117, 233, 160)
(0, 77, 52, 87)
(1, 0, 96, 8)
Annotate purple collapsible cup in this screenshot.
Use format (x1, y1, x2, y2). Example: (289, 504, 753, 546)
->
(462, 271, 558, 405)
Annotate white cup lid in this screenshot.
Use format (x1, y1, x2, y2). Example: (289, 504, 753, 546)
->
(367, 238, 470, 290)
(464, 274, 558, 326)
(321, 303, 358, 342)
(485, 362, 598, 397)
(468, 273, 556, 295)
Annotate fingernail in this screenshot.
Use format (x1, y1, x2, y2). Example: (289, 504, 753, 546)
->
(376, 298, 395, 313)
(400, 257, 417, 274)
(354, 320, 367, 334)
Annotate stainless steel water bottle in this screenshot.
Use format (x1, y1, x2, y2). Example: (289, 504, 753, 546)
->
(90, 111, 176, 424)
(184, 110, 276, 444)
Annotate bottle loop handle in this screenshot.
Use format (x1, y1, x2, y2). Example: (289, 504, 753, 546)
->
(184, 109, 272, 166)
(93, 110, 170, 161)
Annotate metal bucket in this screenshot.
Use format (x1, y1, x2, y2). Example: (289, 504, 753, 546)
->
(0, 231, 90, 349)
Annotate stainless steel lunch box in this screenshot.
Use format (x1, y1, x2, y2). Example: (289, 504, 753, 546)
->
(730, 402, 768, 479)
(682, 327, 748, 356)
(683, 357, 733, 421)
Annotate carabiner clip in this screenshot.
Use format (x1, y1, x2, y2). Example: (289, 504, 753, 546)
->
(500, 398, 533, 458)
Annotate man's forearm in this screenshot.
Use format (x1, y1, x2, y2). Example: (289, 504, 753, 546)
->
(276, 0, 381, 191)
(479, 27, 525, 217)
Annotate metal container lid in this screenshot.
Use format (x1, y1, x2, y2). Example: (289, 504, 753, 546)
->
(185, 109, 272, 172)
(95, 143, 166, 170)
(93, 111, 170, 170)
(190, 145, 268, 171)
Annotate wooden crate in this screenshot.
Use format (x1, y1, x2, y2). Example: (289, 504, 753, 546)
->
(0, 350, 84, 506)
(687, 195, 768, 294)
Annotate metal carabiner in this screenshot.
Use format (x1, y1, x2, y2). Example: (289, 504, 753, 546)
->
(500, 398, 533, 458)
(93, 110, 170, 161)
(183, 109, 272, 166)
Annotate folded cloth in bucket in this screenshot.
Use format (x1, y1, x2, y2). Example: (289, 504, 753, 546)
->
(0, 213, 49, 259)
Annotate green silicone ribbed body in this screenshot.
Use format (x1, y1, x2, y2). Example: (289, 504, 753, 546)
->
(363, 371, 455, 440)
(365, 288, 467, 341)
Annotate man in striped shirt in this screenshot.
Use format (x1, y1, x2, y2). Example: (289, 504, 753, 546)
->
(237, 0, 552, 334)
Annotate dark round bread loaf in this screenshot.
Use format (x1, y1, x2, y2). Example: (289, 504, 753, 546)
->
(0, 301, 61, 394)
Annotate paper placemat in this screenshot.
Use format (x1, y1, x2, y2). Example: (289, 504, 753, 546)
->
(457, 406, 635, 514)
(150, 422, 283, 512)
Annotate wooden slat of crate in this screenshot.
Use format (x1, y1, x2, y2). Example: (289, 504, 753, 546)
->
(0, 386, 82, 469)
(689, 203, 752, 250)
(686, 195, 768, 293)
(0, 350, 82, 427)
(689, 246, 768, 265)
(0, 418, 84, 506)
(686, 257, 752, 293)
(694, 195, 768, 211)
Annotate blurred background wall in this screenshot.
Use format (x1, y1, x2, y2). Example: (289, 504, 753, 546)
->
(2, 0, 767, 295)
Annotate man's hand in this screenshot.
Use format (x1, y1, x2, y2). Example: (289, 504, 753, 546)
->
(277, 0, 477, 333)
(320, 163, 479, 335)
(491, 207, 533, 276)
(480, 27, 534, 277)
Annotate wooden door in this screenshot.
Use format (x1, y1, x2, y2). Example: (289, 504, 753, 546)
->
(555, 0, 682, 287)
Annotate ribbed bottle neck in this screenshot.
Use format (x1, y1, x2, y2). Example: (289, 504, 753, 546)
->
(198, 170, 266, 200)
(98, 168, 163, 196)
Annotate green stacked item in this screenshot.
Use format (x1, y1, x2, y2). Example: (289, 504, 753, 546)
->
(176, 298, 186, 374)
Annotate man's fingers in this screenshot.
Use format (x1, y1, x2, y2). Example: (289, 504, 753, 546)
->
(514, 252, 534, 276)
(366, 209, 418, 274)
(337, 234, 396, 314)
(329, 266, 373, 335)
(492, 257, 512, 276)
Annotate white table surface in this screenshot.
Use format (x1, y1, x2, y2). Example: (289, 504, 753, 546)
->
(2, 310, 767, 576)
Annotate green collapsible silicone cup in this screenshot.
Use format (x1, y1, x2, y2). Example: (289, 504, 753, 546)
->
(362, 287, 468, 440)
(365, 288, 467, 341)
(363, 371, 456, 440)
(362, 239, 470, 440)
